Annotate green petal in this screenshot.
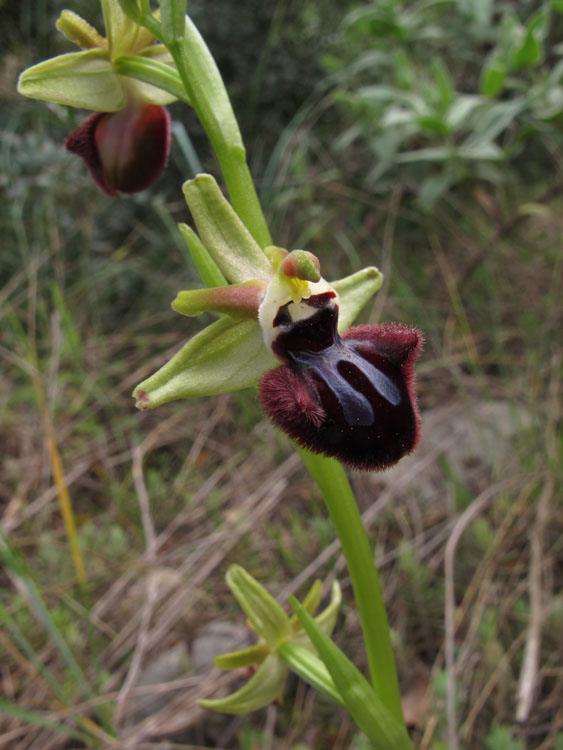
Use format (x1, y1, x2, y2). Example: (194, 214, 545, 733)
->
(214, 642, 270, 670)
(177, 223, 226, 288)
(183, 174, 272, 284)
(133, 316, 276, 410)
(17, 49, 125, 111)
(56, 10, 107, 49)
(172, 282, 265, 319)
(333, 266, 384, 332)
(198, 653, 286, 715)
(226, 565, 290, 646)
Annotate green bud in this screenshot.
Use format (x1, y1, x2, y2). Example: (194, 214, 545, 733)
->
(226, 565, 290, 646)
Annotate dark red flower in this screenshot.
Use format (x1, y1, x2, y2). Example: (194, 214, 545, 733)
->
(65, 104, 171, 196)
(258, 292, 422, 470)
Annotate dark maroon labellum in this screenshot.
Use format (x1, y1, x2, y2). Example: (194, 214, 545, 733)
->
(258, 294, 422, 470)
(65, 104, 171, 196)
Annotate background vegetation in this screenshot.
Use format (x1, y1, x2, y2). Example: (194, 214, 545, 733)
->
(1, 0, 562, 748)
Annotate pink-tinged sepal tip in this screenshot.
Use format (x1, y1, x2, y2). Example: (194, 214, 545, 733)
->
(65, 104, 171, 196)
(258, 293, 422, 471)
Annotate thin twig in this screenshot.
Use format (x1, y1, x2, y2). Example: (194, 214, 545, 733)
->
(516, 476, 553, 722)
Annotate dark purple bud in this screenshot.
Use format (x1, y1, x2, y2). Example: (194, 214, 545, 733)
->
(258, 293, 422, 470)
(65, 104, 171, 196)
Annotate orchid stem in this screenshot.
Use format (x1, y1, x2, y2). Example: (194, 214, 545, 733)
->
(166, 19, 272, 248)
(298, 447, 405, 726)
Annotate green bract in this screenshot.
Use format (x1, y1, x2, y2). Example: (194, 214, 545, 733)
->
(133, 173, 384, 410)
(17, 0, 177, 111)
(198, 565, 343, 714)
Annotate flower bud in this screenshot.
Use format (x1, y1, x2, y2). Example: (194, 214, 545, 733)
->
(65, 103, 171, 196)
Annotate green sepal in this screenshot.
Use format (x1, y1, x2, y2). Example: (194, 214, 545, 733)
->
(178, 223, 227, 288)
(214, 642, 270, 670)
(183, 174, 272, 283)
(290, 596, 412, 750)
(113, 53, 185, 104)
(226, 565, 290, 646)
(172, 282, 266, 320)
(198, 653, 286, 715)
(333, 266, 383, 331)
(277, 640, 344, 707)
(133, 316, 277, 410)
(102, 0, 149, 58)
(56, 10, 106, 49)
(17, 49, 125, 111)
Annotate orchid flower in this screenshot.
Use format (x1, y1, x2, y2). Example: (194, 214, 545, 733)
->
(17, 0, 176, 195)
(134, 173, 421, 471)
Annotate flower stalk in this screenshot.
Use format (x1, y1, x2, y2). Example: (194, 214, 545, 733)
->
(297, 448, 405, 723)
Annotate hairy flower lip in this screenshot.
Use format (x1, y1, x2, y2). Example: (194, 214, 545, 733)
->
(259, 308, 423, 471)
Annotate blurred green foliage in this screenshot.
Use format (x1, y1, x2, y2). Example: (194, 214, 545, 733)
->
(322, 0, 563, 206)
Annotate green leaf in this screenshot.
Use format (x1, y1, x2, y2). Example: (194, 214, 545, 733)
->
(183, 174, 272, 284)
(514, 11, 547, 69)
(430, 57, 453, 114)
(199, 653, 286, 714)
(17, 49, 125, 111)
(480, 59, 506, 97)
(226, 565, 290, 646)
(463, 99, 523, 147)
(159, 0, 186, 44)
(114, 53, 187, 104)
(133, 316, 276, 409)
(277, 640, 345, 706)
(418, 173, 456, 209)
(446, 95, 483, 129)
(290, 597, 412, 750)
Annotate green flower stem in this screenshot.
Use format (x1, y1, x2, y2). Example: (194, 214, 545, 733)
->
(297, 447, 405, 726)
(167, 18, 272, 248)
